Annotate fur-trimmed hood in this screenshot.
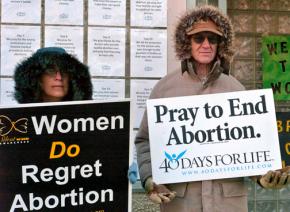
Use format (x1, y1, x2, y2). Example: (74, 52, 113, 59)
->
(14, 47, 92, 103)
(175, 5, 234, 74)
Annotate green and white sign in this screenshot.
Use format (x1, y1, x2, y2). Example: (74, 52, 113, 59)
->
(262, 35, 290, 100)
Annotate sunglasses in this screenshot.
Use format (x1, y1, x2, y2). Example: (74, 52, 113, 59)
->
(191, 32, 220, 45)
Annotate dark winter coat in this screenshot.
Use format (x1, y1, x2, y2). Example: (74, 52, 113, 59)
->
(14, 47, 92, 103)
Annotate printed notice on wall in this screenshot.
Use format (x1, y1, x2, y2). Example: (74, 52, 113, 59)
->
(147, 89, 281, 184)
(1, 25, 40, 76)
(130, 79, 158, 128)
(88, 27, 126, 76)
(92, 78, 125, 101)
(0, 78, 17, 106)
(130, 0, 167, 27)
(88, 0, 126, 26)
(45, 26, 84, 62)
(130, 29, 167, 77)
(45, 0, 83, 25)
(1, 0, 41, 23)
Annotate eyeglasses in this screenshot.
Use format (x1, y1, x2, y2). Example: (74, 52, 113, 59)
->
(44, 68, 68, 77)
(191, 32, 220, 45)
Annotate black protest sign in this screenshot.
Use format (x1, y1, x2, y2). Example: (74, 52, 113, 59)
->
(0, 101, 130, 212)
(276, 112, 290, 167)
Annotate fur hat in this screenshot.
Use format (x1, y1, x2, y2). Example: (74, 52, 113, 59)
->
(14, 47, 92, 103)
(175, 5, 234, 74)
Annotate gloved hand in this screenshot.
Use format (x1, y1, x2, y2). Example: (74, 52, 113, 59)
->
(128, 162, 138, 184)
(144, 177, 176, 204)
(258, 167, 290, 189)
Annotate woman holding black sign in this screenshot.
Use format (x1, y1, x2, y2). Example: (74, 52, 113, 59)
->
(14, 47, 92, 103)
(14, 47, 139, 186)
(135, 5, 290, 212)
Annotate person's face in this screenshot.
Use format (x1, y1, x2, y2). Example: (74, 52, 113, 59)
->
(40, 68, 69, 102)
(191, 32, 219, 64)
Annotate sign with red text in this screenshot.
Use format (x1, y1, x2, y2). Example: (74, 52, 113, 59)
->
(276, 112, 290, 167)
(262, 36, 290, 100)
(0, 100, 131, 211)
(147, 89, 281, 184)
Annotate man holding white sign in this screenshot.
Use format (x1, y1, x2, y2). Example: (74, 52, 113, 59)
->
(135, 5, 290, 212)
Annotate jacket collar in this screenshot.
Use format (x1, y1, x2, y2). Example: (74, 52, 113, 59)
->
(182, 58, 223, 88)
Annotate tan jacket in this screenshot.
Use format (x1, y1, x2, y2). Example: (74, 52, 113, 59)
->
(135, 62, 248, 212)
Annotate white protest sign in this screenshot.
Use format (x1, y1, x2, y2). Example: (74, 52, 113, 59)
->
(147, 89, 281, 184)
